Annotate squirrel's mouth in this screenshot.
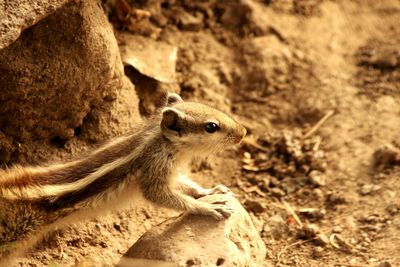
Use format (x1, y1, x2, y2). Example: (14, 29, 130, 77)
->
(226, 134, 244, 145)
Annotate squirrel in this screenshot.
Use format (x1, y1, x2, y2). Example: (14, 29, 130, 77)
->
(0, 93, 246, 263)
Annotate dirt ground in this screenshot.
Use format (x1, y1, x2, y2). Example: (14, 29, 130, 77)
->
(16, 0, 400, 266)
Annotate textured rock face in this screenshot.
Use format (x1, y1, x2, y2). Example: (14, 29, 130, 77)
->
(0, 0, 71, 50)
(0, 0, 139, 163)
(121, 194, 267, 267)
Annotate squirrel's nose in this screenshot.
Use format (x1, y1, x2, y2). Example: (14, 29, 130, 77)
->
(232, 125, 246, 144)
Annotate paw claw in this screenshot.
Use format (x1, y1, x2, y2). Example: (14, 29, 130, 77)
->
(193, 203, 234, 220)
(211, 184, 232, 195)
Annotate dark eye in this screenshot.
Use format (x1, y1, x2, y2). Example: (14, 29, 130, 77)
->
(205, 122, 219, 133)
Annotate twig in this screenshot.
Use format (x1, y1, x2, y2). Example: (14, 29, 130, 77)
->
(302, 110, 335, 140)
(277, 238, 316, 263)
(331, 264, 366, 267)
(242, 137, 269, 153)
(282, 200, 303, 227)
(243, 185, 266, 197)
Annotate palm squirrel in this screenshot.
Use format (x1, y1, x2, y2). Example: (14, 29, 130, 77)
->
(0, 93, 246, 262)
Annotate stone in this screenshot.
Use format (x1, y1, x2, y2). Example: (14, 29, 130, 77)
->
(244, 199, 266, 214)
(178, 11, 203, 31)
(312, 247, 324, 258)
(262, 214, 288, 240)
(120, 33, 179, 115)
(308, 170, 326, 186)
(270, 187, 286, 197)
(359, 184, 381, 195)
(120, 194, 267, 267)
(0, 0, 70, 50)
(298, 224, 320, 239)
(377, 261, 392, 267)
(119, 33, 178, 84)
(332, 226, 343, 233)
(0, 0, 139, 163)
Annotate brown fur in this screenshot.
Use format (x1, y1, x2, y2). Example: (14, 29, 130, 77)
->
(0, 93, 246, 264)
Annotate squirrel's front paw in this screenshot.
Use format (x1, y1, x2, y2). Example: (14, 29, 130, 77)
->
(198, 184, 233, 197)
(193, 201, 234, 220)
(209, 184, 232, 195)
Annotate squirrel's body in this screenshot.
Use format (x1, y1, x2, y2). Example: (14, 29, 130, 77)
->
(0, 94, 246, 263)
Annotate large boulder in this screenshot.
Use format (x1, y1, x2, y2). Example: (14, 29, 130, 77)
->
(0, 0, 71, 50)
(120, 194, 267, 267)
(0, 0, 140, 163)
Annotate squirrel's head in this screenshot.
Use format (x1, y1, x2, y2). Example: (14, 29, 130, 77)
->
(160, 93, 246, 156)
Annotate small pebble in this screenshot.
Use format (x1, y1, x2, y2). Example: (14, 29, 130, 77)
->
(315, 233, 329, 247)
(386, 203, 399, 215)
(298, 224, 320, 239)
(312, 188, 324, 199)
(360, 184, 381, 195)
(270, 177, 280, 187)
(349, 258, 358, 265)
(332, 226, 343, 233)
(270, 187, 286, 197)
(312, 246, 324, 258)
(179, 11, 203, 31)
(308, 170, 326, 186)
(244, 199, 266, 213)
(377, 261, 392, 267)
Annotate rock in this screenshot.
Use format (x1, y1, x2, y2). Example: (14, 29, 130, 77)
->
(178, 11, 203, 31)
(120, 194, 267, 267)
(359, 184, 381, 195)
(270, 187, 286, 197)
(308, 170, 326, 186)
(298, 208, 325, 221)
(377, 261, 392, 267)
(120, 33, 179, 115)
(119, 33, 178, 84)
(262, 214, 288, 240)
(312, 188, 324, 200)
(0, 0, 70, 50)
(311, 247, 324, 258)
(386, 203, 399, 215)
(332, 226, 343, 233)
(298, 224, 320, 239)
(0, 0, 139, 163)
(244, 199, 266, 214)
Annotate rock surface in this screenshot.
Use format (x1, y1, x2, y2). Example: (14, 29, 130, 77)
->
(120, 33, 179, 115)
(0, 0, 70, 50)
(120, 194, 267, 267)
(0, 0, 139, 163)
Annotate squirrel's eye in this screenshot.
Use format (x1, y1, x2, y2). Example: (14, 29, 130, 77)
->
(205, 122, 219, 133)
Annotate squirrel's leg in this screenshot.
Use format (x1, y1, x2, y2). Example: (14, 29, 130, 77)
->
(141, 179, 233, 220)
(176, 173, 233, 198)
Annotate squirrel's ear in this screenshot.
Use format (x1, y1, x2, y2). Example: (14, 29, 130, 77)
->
(165, 93, 183, 106)
(161, 108, 184, 137)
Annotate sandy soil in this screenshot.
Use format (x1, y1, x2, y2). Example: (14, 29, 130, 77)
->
(15, 0, 400, 266)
